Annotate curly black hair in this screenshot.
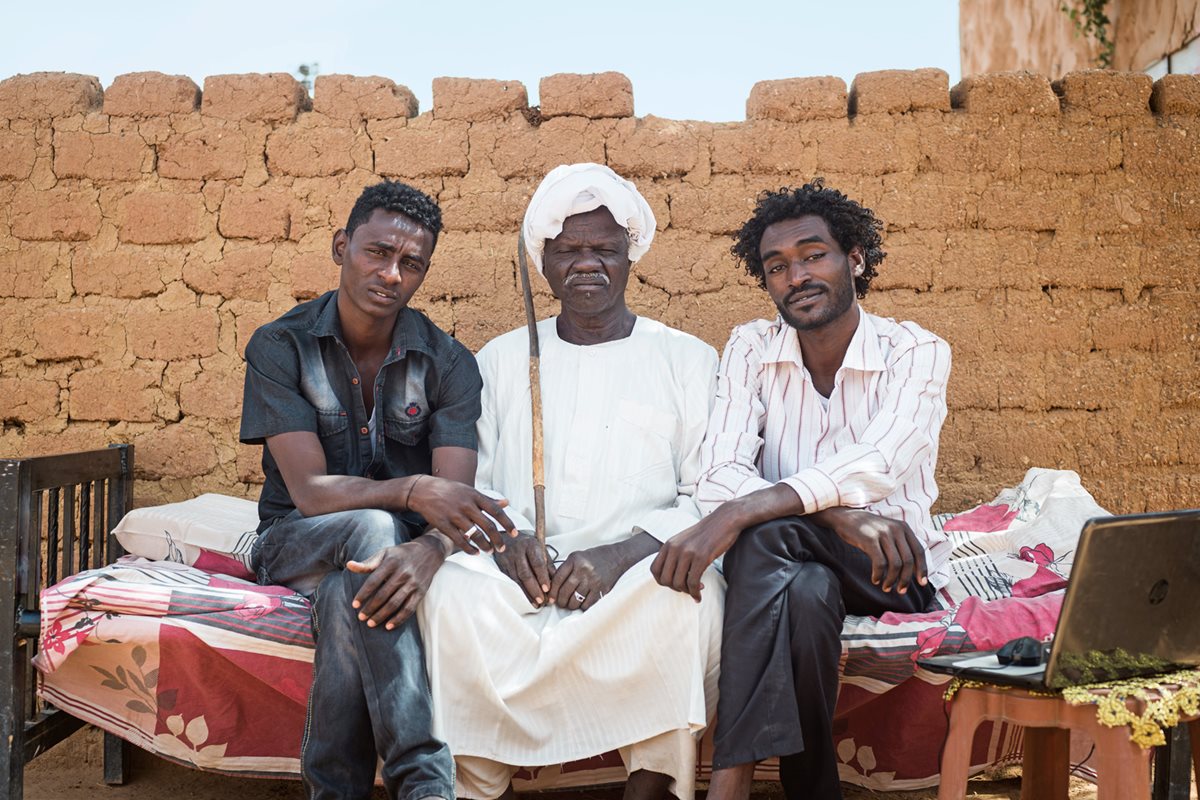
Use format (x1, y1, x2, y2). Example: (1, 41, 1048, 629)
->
(731, 179, 885, 298)
(345, 180, 443, 247)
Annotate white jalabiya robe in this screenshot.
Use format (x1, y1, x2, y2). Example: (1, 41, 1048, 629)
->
(419, 317, 724, 800)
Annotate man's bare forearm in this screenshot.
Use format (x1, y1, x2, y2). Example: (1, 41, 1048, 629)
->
(714, 483, 807, 534)
(607, 531, 662, 572)
(290, 473, 421, 518)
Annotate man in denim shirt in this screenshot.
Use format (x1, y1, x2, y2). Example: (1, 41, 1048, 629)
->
(240, 180, 516, 800)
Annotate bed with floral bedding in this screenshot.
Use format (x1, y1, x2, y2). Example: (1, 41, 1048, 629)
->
(33, 467, 1105, 791)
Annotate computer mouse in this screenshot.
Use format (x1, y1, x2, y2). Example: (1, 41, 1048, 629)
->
(997, 636, 1048, 666)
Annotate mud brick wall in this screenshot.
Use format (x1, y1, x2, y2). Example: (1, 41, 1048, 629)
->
(1, 68, 1198, 513)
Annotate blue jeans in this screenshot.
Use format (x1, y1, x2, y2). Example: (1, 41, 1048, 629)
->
(254, 508, 453, 800)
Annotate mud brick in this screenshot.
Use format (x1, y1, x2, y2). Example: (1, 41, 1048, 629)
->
(218, 189, 293, 242)
(949, 72, 1059, 115)
(0, 131, 37, 179)
(184, 244, 273, 300)
(0, 378, 59, 421)
(53, 130, 153, 180)
(31, 306, 122, 360)
(607, 116, 700, 178)
(314, 74, 418, 121)
(487, 116, 609, 179)
(433, 77, 527, 121)
(1150, 74, 1200, 115)
(73, 248, 180, 298)
(0, 72, 102, 120)
(69, 367, 162, 422)
(127, 307, 220, 360)
(1053, 70, 1152, 117)
(179, 368, 243, 419)
(12, 188, 102, 241)
(669, 176, 757, 235)
(849, 69, 950, 115)
(158, 124, 249, 180)
(0, 242, 69, 298)
(372, 117, 470, 178)
(201, 73, 309, 122)
(266, 126, 357, 177)
(134, 424, 220, 479)
(540, 72, 633, 118)
(118, 192, 207, 244)
(746, 77, 847, 122)
(104, 72, 200, 116)
(711, 120, 819, 175)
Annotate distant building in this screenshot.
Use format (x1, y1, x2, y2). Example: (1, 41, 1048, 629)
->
(960, 0, 1200, 78)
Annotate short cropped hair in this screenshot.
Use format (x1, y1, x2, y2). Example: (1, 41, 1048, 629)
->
(731, 179, 885, 298)
(345, 181, 443, 246)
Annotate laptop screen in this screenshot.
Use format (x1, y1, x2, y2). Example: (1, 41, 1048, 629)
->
(1045, 510, 1200, 688)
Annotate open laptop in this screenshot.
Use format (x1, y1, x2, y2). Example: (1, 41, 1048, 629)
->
(920, 509, 1200, 690)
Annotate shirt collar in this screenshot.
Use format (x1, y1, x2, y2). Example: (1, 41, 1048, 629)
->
(763, 307, 886, 373)
(309, 290, 433, 363)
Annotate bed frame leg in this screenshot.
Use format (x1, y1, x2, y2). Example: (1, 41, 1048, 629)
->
(102, 732, 129, 785)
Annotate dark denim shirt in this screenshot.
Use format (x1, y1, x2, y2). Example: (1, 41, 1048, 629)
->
(239, 290, 482, 532)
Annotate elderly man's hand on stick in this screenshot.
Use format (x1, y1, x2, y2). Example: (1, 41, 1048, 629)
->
(494, 533, 554, 606)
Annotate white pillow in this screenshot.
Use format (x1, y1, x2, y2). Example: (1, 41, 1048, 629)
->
(112, 494, 260, 580)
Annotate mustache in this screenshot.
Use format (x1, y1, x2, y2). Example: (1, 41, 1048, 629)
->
(564, 272, 611, 287)
(784, 283, 825, 303)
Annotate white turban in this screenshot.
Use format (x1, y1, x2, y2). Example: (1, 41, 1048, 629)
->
(522, 163, 656, 275)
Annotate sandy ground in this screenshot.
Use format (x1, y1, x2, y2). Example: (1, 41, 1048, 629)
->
(22, 728, 1117, 800)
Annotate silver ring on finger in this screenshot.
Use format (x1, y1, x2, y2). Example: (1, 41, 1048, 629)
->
(461, 523, 482, 539)
(573, 591, 586, 603)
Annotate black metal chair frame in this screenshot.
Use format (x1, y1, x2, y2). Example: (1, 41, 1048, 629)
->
(2, 445, 133, 800)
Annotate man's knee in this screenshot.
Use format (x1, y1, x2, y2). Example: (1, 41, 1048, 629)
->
(723, 516, 807, 583)
(455, 755, 515, 800)
(785, 563, 844, 626)
(340, 508, 412, 561)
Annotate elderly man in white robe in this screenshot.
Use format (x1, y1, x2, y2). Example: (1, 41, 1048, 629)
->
(418, 163, 724, 800)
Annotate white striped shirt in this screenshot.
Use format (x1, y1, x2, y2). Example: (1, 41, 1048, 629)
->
(696, 309, 953, 588)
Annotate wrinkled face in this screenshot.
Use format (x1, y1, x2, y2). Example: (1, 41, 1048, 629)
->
(333, 208, 435, 323)
(760, 214, 862, 333)
(541, 207, 631, 318)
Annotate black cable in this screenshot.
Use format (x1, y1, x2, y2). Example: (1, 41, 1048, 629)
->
(1068, 743, 1096, 778)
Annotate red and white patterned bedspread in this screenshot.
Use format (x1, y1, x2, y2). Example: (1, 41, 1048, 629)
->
(36, 468, 1105, 790)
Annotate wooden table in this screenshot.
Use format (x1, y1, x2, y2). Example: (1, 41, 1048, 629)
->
(937, 681, 1200, 800)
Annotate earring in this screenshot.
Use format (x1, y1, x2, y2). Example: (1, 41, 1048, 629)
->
(853, 262, 865, 277)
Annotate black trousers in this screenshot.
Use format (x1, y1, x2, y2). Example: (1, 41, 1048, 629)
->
(713, 516, 935, 800)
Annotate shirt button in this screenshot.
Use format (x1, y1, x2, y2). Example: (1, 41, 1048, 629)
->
(360, 427, 369, 435)
(351, 378, 360, 385)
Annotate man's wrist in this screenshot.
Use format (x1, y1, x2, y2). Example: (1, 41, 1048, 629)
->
(608, 532, 660, 572)
(720, 483, 806, 531)
(715, 495, 762, 532)
(403, 474, 426, 512)
(417, 529, 453, 559)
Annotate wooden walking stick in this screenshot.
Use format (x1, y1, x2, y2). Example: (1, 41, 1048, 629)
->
(516, 234, 548, 550)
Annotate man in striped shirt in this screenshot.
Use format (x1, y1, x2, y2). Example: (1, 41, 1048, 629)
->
(652, 181, 952, 800)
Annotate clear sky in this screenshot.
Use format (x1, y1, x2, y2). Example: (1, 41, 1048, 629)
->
(1, 0, 961, 122)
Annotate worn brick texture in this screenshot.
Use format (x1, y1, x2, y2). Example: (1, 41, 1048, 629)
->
(1, 69, 1197, 513)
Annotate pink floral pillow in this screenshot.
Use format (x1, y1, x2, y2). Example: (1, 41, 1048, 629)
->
(111, 494, 260, 580)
